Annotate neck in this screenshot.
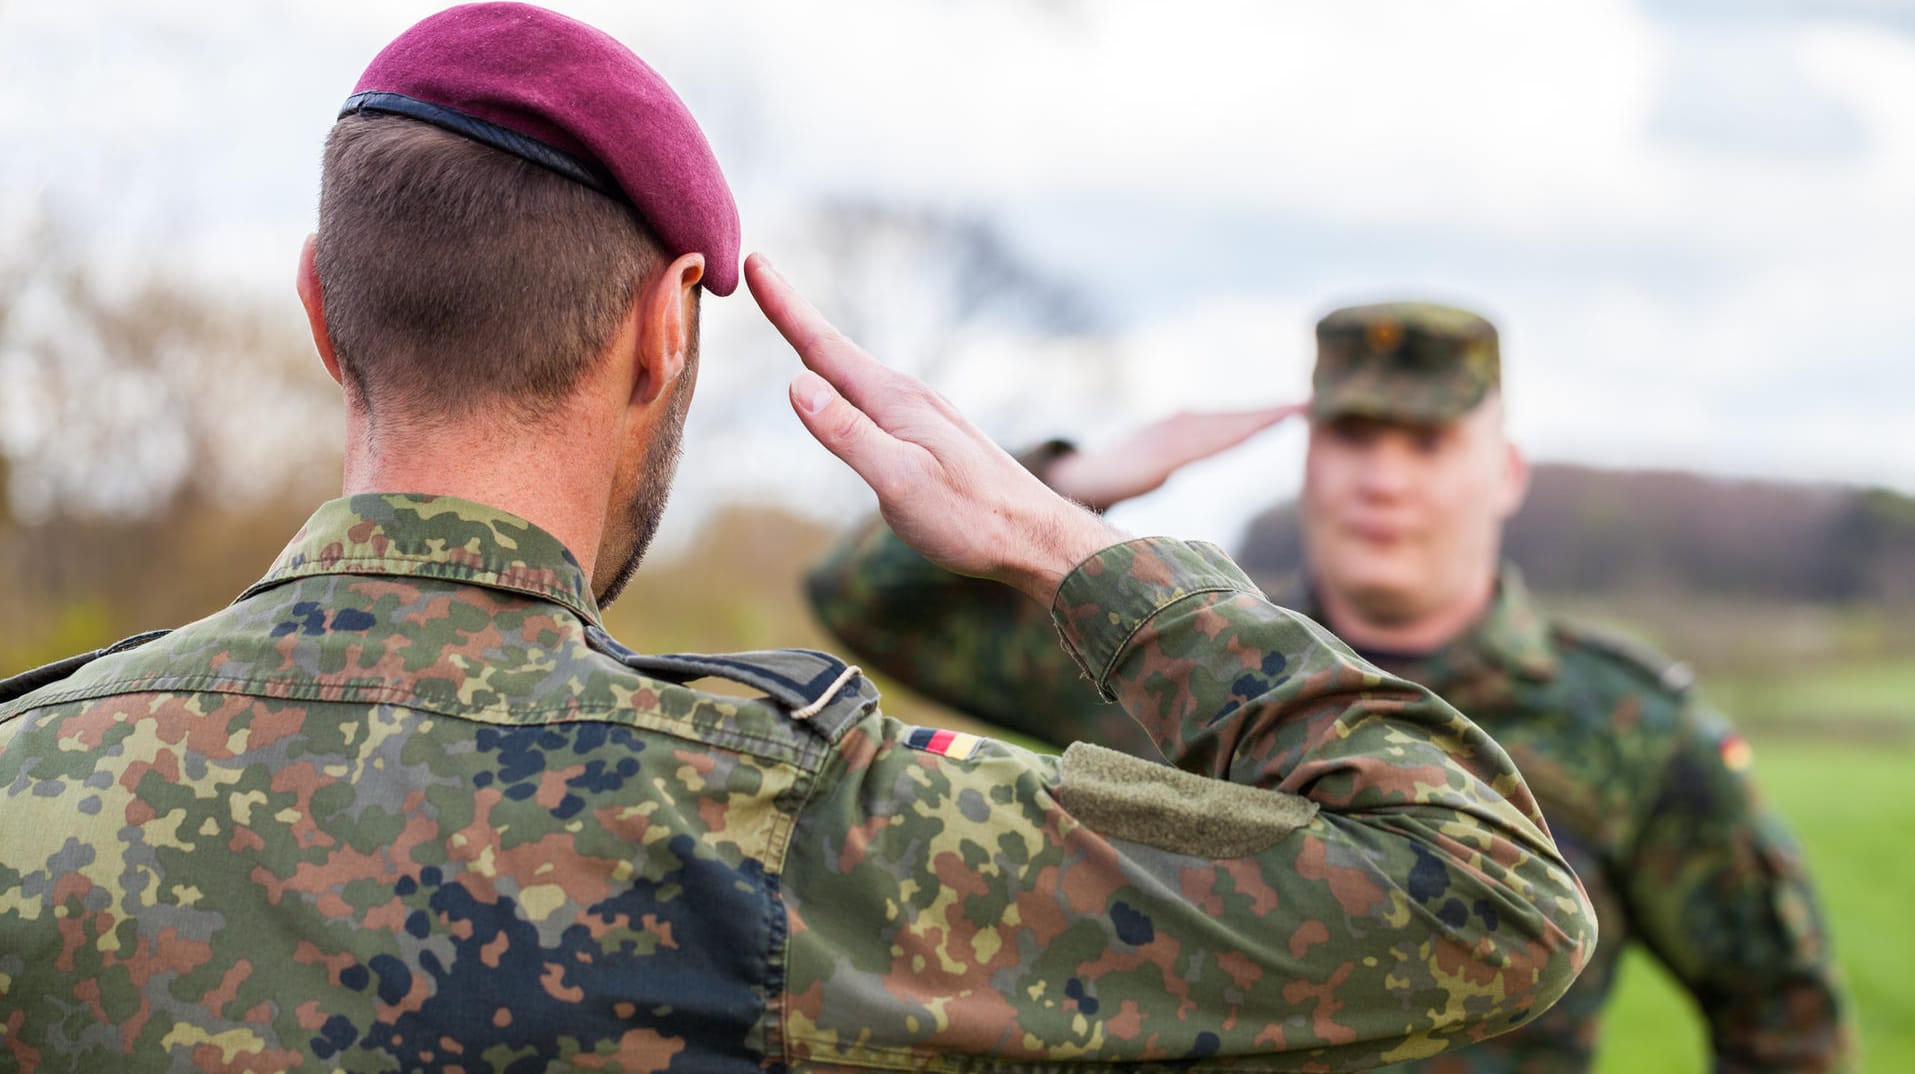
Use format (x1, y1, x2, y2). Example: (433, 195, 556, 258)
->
(340, 401, 621, 583)
(1313, 569, 1497, 656)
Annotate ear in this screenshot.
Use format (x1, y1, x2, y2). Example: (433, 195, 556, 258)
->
(632, 252, 705, 405)
(1496, 439, 1532, 519)
(297, 234, 343, 386)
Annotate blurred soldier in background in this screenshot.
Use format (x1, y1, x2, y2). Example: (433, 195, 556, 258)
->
(811, 301, 1854, 1073)
(0, 6, 1596, 1070)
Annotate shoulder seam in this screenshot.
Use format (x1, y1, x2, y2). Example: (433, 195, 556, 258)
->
(0, 672, 831, 768)
(0, 629, 173, 717)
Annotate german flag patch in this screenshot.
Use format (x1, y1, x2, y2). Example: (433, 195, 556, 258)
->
(1720, 734, 1754, 773)
(904, 726, 984, 761)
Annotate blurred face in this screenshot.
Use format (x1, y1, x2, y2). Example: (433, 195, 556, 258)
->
(1301, 395, 1527, 629)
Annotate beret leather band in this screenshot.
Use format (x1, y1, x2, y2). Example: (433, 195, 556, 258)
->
(339, 90, 620, 202)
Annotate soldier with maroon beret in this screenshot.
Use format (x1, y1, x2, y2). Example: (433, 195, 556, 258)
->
(0, 8, 1594, 1071)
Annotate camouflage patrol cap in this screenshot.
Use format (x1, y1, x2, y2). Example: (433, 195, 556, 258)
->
(1311, 302, 1500, 424)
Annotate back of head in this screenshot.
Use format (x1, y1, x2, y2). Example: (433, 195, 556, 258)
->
(314, 1, 742, 428)
(317, 114, 661, 425)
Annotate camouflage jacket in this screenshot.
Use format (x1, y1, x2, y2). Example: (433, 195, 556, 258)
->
(0, 493, 1594, 1073)
(807, 522, 1850, 1074)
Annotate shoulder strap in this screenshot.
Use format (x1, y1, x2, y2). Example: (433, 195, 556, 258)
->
(1552, 619, 1696, 695)
(583, 625, 874, 738)
(0, 629, 173, 706)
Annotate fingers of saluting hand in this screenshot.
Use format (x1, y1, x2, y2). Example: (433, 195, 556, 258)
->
(749, 254, 933, 497)
(1221, 401, 1310, 439)
(745, 253, 897, 417)
(1144, 401, 1307, 469)
(1212, 401, 1308, 429)
(787, 369, 920, 498)
(748, 251, 1123, 597)
(1177, 401, 1307, 450)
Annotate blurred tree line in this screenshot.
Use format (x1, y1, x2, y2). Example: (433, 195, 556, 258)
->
(1239, 465, 1915, 675)
(0, 225, 342, 668)
(1240, 464, 1915, 605)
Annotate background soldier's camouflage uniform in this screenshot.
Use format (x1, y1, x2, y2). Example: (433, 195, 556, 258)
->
(0, 493, 1594, 1072)
(806, 522, 1852, 1073)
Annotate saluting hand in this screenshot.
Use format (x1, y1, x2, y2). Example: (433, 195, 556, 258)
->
(746, 253, 1125, 606)
(1045, 403, 1307, 511)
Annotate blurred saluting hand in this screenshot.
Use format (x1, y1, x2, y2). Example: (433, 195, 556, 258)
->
(1045, 403, 1307, 511)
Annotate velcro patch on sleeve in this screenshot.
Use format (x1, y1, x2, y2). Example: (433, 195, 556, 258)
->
(903, 726, 984, 761)
(1059, 741, 1319, 858)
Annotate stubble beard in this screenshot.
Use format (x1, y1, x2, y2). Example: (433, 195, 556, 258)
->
(594, 331, 697, 609)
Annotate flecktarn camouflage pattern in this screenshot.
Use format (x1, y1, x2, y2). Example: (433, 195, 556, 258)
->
(1350, 572, 1852, 1074)
(0, 493, 1593, 1072)
(808, 522, 1850, 1074)
(1311, 302, 1500, 425)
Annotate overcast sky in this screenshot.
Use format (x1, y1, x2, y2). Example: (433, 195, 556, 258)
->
(3, 0, 1911, 549)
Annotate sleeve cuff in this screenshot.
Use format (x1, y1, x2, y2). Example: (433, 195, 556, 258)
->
(1049, 537, 1259, 700)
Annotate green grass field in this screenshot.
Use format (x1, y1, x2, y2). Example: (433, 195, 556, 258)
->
(1596, 736, 1915, 1073)
(1708, 660, 1915, 732)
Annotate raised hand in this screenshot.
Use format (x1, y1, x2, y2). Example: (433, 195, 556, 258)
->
(1045, 403, 1307, 510)
(745, 253, 1125, 605)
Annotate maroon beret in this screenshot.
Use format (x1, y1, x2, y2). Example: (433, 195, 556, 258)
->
(342, 2, 740, 295)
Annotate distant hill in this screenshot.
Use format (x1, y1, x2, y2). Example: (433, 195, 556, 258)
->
(1237, 465, 1915, 604)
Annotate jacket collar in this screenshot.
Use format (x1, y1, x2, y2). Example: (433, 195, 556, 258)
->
(239, 493, 602, 626)
(1291, 563, 1557, 687)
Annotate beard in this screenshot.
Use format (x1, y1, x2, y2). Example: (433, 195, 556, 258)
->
(593, 310, 697, 608)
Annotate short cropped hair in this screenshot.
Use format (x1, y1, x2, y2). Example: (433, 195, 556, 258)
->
(316, 114, 663, 423)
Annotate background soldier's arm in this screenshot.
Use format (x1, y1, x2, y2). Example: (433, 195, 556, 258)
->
(1623, 702, 1855, 1073)
(807, 513, 1160, 758)
(783, 537, 1597, 1071)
